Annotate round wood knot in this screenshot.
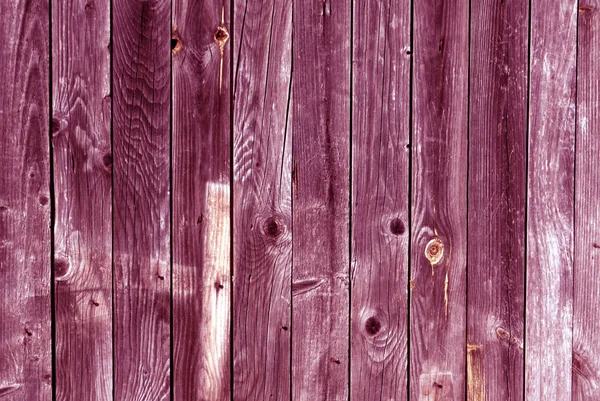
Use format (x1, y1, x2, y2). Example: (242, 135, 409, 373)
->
(263, 217, 283, 238)
(389, 218, 405, 235)
(214, 26, 229, 45)
(171, 31, 183, 55)
(364, 316, 381, 335)
(38, 195, 49, 206)
(425, 237, 444, 265)
(102, 153, 113, 171)
(54, 257, 70, 278)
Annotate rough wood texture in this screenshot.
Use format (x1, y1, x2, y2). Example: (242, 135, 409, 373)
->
(351, 0, 410, 398)
(292, 0, 350, 398)
(410, 1, 469, 400)
(51, 1, 112, 399)
(574, 1, 600, 399)
(0, 1, 52, 400)
(232, 0, 292, 398)
(526, 1, 576, 400)
(467, 1, 528, 400)
(172, 1, 231, 400)
(113, 1, 171, 399)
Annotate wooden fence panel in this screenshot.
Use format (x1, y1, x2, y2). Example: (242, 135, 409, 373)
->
(0, 1, 52, 400)
(113, 1, 171, 399)
(351, 0, 410, 399)
(410, 1, 469, 400)
(172, 1, 231, 399)
(232, 0, 292, 399)
(467, 1, 528, 400)
(292, 0, 351, 399)
(526, 0, 576, 399)
(574, 1, 600, 399)
(51, 1, 113, 399)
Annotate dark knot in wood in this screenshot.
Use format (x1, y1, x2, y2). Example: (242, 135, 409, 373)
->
(365, 316, 381, 335)
(214, 26, 229, 47)
(389, 218, 405, 235)
(263, 217, 282, 238)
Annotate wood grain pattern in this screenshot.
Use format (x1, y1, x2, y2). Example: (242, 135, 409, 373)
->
(351, 0, 410, 398)
(467, 1, 528, 400)
(232, 0, 292, 398)
(410, 1, 469, 400)
(113, 1, 171, 399)
(0, 1, 52, 400)
(172, 1, 231, 400)
(51, 0, 112, 399)
(526, 1, 576, 400)
(292, 0, 350, 399)
(574, 1, 600, 399)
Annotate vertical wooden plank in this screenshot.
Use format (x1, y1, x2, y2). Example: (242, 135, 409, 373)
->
(172, 0, 231, 399)
(351, 0, 410, 398)
(0, 1, 52, 399)
(51, 0, 112, 399)
(292, 0, 350, 398)
(113, 0, 171, 399)
(467, 1, 528, 400)
(573, 1, 600, 399)
(410, 0, 469, 400)
(232, 0, 292, 398)
(526, 1, 576, 400)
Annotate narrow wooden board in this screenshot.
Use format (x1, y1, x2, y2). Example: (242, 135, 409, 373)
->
(573, 1, 600, 399)
(172, 1, 231, 399)
(410, 1, 469, 400)
(351, 0, 410, 398)
(292, 0, 351, 399)
(51, 1, 113, 399)
(0, 1, 52, 400)
(526, 1, 577, 399)
(232, 0, 292, 398)
(467, 1, 528, 400)
(113, 1, 171, 399)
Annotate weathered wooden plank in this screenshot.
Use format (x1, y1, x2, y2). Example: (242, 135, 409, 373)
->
(410, 0, 469, 400)
(351, 0, 410, 398)
(292, 0, 350, 399)
(113, 0, 171, 399)
(232, 0, 292, 398)
(573, 2, 600, 399)
(0, 1, 52, 399)
(51, 1, 112, 399)
(467, 1, 528, 400)
(526, 1, 576, 399)
(172, 1, 231, 399)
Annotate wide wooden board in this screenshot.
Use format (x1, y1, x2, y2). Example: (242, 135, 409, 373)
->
(112, 1, 171, 399)
(51, 0, 113, 399)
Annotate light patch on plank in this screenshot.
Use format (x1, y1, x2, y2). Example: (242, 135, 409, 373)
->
(467, 344, 485, 401)
(419, 372, 454, 400)
(199, 182, 230, 398)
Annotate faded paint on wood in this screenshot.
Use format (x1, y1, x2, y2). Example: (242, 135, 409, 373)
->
(113, 0, 171, 399)
(526, 0, 576, 400)
(0, 1, 52, 400)
(292, 0, 351, 399)
(232, 0, 292, 398)
(574, 1, 600, 399)
(467, 0, 528, 400)
(351, 0, 410, 398)
(51, 0, 113, 399)
(172, 1, 231, 399)
(410, 0, 469, 400)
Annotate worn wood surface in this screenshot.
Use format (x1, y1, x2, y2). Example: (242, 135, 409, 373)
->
(51, 0, 112, 399)
(526, 0, 577, 400)
(232, 0, 292, 398)
(410, 0, 469, 400)
(292, 0, 350, 399)
(574, 1, 600, 399)
(467, 1, 528, 400)
(0, 1, 52, 400)
(351, 0, 410, 399)
(112, 0, 171, 399)
(5, 1, 600, 399)
(172, 1, 231, 400)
